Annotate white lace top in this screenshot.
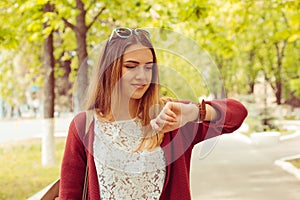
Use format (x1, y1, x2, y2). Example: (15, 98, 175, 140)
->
(93, 115, 166, 200)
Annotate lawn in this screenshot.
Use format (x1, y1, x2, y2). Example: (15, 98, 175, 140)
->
(0, 138, 66, 200)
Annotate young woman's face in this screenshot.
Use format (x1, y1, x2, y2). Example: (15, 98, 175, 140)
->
(120, 43, 154, 100)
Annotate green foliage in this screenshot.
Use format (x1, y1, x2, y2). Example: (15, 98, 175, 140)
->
(0, 0, 300, 110)
(290, 78, 300, 98)
(157, 50, 207, 101)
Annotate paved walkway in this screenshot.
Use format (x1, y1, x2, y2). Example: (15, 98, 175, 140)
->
(190, 132, 300, 200)
(0, 116, 72, 144)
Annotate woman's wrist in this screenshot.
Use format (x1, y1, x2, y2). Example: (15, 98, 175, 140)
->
(191, 100, 218, 122)
(204, 104, 219, 121)
(184, 103, 199, 122)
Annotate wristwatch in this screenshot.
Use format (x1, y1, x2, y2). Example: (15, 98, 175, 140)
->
(197, 99, 206, 122)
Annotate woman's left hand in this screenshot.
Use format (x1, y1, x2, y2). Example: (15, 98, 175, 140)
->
(150, 102, 198, 133)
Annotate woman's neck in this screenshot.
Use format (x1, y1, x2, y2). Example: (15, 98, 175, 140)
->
(111, 98, 140, 121)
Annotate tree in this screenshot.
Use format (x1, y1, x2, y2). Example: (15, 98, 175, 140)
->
(43, 3, 55, 118)
(55, 0, 106, 112)
(1, 0, 300, 116)
(42, 2, 56, 166)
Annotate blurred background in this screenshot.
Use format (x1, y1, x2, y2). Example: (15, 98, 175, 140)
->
(0, 0, 300, 199)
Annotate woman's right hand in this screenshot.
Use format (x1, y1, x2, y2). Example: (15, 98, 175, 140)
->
(150, 102, 198, 133)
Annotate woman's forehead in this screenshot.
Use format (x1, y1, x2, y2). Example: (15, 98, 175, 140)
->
(123, 44, 153, 63)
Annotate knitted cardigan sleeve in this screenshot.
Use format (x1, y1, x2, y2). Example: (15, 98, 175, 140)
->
(181, 98, 248, 146)
(197, 98, 247, 143)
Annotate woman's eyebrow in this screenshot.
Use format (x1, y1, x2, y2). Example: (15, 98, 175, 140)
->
(124, 60, 153, 64)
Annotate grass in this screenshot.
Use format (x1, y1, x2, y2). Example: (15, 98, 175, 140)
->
(288, 158, 300, 169)
(0, 138, 66, 200)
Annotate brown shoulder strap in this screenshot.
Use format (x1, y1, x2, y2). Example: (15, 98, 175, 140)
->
(85, 110, 94, 134)
(82, 163, 88, 200)
(81, 110, 94, 199)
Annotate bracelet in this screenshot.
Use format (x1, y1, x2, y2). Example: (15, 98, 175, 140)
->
(197, 99, 206, 122)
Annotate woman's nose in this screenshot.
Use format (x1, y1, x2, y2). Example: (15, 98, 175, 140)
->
(135, 66, 148, 80)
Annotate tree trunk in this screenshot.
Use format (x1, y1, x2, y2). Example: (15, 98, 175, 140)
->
(273, 41, 286, 105)
(211, 55, 224, 99)
(43, 2, 55, 118)
(248, 82, 255, 94)
(42, 2, 56, 166)
(57, 58, 72, 112)
(73, 0, 89, 113)
(74, 31, 88, 112)
(43, 32, 55, 118)
(275, 81, 282, 105)
(248, 50, 256, 94)
(62, 0, 105, 112)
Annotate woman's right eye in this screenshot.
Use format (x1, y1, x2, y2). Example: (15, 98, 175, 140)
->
(125, 65, 137, 69)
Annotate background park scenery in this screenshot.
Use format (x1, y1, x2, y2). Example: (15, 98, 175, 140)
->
(1, 0, 300, 199)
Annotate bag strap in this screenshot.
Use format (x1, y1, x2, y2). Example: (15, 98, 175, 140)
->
(85, 110, 94, 134)
(82, 163, 88, 200)
(82, 110, 94, 200)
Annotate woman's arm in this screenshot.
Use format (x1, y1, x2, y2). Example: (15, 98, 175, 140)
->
(192, 98, 248, 144)
(59, 113, 87, 200)
(181, 102, 219, 122)
(151, 98, 247, 138)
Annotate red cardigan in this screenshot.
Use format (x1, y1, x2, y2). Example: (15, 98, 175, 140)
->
(59, 99, 247, 200)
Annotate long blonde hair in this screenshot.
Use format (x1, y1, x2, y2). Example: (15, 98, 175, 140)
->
(85, 29, 165, 151)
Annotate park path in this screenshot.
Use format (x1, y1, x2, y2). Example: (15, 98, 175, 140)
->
(0, 116, 72, 144)
(190, 132, 300, 200)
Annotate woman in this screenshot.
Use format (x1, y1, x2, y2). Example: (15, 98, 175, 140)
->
(59, 27, 248, 200)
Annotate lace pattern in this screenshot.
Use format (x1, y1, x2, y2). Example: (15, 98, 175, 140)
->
(93, 115, 166, 199)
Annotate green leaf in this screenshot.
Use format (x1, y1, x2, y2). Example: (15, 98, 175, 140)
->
(290, 78, 300, 98)
(42, 26, 53, 37)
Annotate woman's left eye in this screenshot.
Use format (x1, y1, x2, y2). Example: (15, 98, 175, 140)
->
(144, 64, 153, 70)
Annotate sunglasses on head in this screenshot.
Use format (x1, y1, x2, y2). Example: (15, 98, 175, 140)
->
(108, 27, 151, 42)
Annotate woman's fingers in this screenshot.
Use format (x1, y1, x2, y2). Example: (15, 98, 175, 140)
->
(151, 118, 178, 134)
(158, 111, 176, 123)
(160, 104, 177, 121)
(151, 113, 178, 133)
(150, 119, 161, 132)
(150, 102, 186, 133)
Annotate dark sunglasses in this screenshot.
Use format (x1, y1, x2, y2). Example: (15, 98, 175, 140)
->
(108, 27, 151, 42)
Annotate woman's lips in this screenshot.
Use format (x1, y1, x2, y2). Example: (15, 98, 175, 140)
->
(132, 84, 146, 89)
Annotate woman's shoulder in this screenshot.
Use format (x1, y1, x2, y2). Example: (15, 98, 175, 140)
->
(72, 111, 88, 121)
(71, 110, 95, 127)
(68, 110, 95, 139)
